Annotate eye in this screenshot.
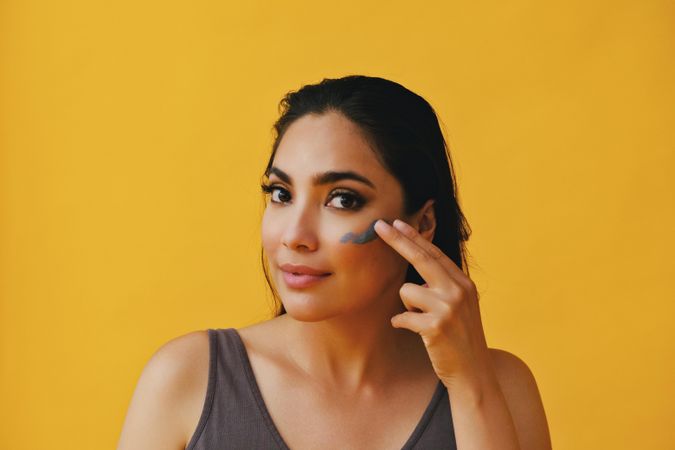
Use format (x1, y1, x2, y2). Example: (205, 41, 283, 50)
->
(260, 183, 291, 203)
(326, 190, 366, 211)
(260, 183, 366, 211)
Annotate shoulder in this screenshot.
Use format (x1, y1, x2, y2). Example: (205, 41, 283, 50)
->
(140, 330, 211, 406)
(488, 348, 536, 386)
(153, 329, 211, 375)
(117, 330, 211, 450)
(487, 348, 553, 450)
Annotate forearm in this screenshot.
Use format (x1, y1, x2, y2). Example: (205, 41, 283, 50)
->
(446, 372, 520, 450)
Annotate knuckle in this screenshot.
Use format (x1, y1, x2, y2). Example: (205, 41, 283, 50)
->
(437, 301, 453, 316)
(451, 281, 472, 299)
(428, 318, 445, 337)
(411, 249, 429, 264)
(444, 285, 463, 304)
(427, 245, 444, 260)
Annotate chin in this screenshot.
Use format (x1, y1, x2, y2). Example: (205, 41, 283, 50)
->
(280, 294, 337, 322)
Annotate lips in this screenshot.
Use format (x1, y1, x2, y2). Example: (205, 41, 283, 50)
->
(279, 263, 332, 276)
(279, 263, 332, 289)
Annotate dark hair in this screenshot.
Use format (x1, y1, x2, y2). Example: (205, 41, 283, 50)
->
(260, 75, 472, 317)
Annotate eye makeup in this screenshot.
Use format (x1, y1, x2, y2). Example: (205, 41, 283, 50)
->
(260, 182, 366, 211)
(339, 219, 393, 244)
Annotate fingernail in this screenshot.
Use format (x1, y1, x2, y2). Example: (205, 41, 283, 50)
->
(393, 219, 409, 231)
(375, 219, 390, 228)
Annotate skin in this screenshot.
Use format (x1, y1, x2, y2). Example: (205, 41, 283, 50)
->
(374, 219, 523, 449)
(116, 108, 552, 450)
(260, 109, 550, 448)
(260, 110, 435, 389)
(339, 219, 392, 244)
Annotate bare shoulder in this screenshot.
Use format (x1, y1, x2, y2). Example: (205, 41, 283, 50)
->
(488, 348, 553, 450)
(117, 330, 211, 450)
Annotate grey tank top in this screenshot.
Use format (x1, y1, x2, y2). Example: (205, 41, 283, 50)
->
(185, 328, 457, 450)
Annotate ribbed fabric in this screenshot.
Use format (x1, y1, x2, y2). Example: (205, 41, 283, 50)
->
(185, 328, 457, 450)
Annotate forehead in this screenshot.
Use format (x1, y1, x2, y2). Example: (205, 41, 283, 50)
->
(272, 111, 387, 179)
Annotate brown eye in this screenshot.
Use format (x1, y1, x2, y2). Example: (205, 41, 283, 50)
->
(273, 188, 291, 203)
(326, 190, 366, 211)
(261, 184, 291, 204)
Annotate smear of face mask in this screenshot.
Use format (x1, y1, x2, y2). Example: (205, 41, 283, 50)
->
(339, 219, 393, 244)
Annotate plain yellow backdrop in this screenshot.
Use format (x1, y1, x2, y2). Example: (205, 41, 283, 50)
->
(1, 0, 673, 448)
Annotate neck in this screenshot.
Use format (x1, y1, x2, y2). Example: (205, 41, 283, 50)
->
(279, 292, 430, 393)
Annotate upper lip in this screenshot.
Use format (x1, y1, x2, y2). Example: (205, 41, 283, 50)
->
(280, 263, 332, 276)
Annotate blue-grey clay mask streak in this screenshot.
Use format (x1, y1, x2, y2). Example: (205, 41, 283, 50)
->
(340, 219, 393, 244)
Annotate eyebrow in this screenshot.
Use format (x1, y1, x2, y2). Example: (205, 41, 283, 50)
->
(266, 166, 377, 190)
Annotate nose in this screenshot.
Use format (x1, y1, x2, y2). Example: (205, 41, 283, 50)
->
(280, 200, 319, 252)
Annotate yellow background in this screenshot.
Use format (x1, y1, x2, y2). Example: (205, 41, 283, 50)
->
(1, 0, 673, 448)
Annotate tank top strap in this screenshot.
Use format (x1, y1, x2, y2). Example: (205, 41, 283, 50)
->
(185, 328, 456, 449)
(185, 328, 285, 450)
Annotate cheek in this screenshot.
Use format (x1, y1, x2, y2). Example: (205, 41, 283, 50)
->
(338, 241, 402, 271)
(331, 242, 406, 307)
(261, 209, 280, 257)
(329, 226, 407, 290)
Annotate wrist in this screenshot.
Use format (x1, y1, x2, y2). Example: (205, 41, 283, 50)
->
(442, 362, 501, 407)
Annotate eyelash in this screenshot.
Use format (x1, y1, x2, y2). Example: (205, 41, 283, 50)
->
(260, 183, 366, 211)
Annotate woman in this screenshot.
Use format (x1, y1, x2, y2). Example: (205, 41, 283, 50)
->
(117, 75, 552, 449)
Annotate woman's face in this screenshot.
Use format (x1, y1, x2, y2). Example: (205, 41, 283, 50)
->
(261, 110, 412, 322)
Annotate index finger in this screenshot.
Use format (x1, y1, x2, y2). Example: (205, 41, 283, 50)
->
(373, 218, 450, 288)
(390, 219, 467, 282)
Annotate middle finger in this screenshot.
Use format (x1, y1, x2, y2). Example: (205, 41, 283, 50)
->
(374, 219, 450, 288)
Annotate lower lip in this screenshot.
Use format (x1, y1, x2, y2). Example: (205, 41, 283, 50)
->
(282, 271, 332, 289)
